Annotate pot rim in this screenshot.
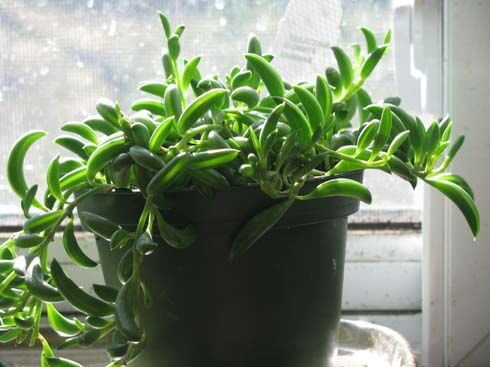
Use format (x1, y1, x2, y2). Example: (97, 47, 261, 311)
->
(93, 170, 363, 197)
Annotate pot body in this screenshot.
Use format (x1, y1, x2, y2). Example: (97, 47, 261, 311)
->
(77, 172, 362, 367)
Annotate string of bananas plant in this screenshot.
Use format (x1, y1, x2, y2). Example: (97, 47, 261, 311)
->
(0, 11, 479, 367)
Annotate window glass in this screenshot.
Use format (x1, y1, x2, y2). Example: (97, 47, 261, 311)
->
(0, 0, 420, 216)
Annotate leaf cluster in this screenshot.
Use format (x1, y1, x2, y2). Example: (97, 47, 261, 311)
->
(0, 13, 479, 366)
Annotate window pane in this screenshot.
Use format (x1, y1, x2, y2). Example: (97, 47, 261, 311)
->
(0, 0, 420, 216)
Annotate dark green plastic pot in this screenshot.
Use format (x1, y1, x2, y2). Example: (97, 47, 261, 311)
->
(77, 171, 362, 367)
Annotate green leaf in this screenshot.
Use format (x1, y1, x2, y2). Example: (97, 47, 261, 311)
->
(331, 46, 354, 88)
(230, 198, 294, 260)
(259, 103, 285, 148)
(293, 85, 324, 132)
(148, 116, 174, 153)
(298, 178, 372, 203)
(110, 228, 132, 250)
(93, 284, 118, 303)
(167, 34, 181, 59)
(129, 146, 164, 172)
(146, 152, 190, 195)
(231, 70, 252, 90)
(357, 88, 373, 124)
(96, 98, 119, 129)
(371, 106, 392, 157)
(56, 136, 91, 161)
(51, 259, 114, 317)
(155, 210, 196, 249)
(135, 232, 159, 255)
(61, 122, 98, 144)
(158, 11, 171, 38)
(131, 99, 166, 116)
(164, 84, 182, 119)
(326, 67, 342, 95)
(21, 184, 39, 218)
(425, 177, 479, 237)
(387, 130, 410, 156)
(356, 119, 380, 153)
(360, 27, 377, 53)
(182, 55, 202, 91)
(79, 211, 121, 240)
(115, 278, 142, 342)
(24, 210, 64, 234)
(0, 260, 14, 274)
(45, 357, 83, 367)
(231, 86, 260, 108)
(46, 303, 82, 337)
(244, 53, 285, 98)
(177, 88, 228, 133)
(189, 149, 239, 170)
(360, 45, 388, 80)
(63, 219, 98, 268)
(25, 257, 63, 302)
(315, 75, 333, 122)
(138, 81, 168, 97)
(7, 130, 47, 208)
(0, 329, 21, 343)
(86, 134, 128, 184)
(280, 98, 313, 144)
(191, 168, 230, 191)
(14, 234, 44, 248)
(108, 330, 129, 358)
(429, 173, 475, 200)
(130, 123, 151, 148)
(47, 155, 64, 203)
(82, 116, 119, 136)
(423, 120, 441, 159)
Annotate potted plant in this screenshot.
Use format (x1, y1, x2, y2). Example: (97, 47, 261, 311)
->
(0, 11, 479, 367)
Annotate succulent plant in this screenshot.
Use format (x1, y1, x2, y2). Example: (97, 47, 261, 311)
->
(0, 11, 478, 366)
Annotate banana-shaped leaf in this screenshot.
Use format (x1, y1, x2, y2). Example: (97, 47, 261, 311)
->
(96, 98, 119, 129)
(25, 257, 63, 302)
(54, 136, 89, 161)
(155, 210, 196, 249)
(93, 284, 118, 303)
(245, 53, 284, 98)
(425, 177, 479, 237)
(293, 85, 324, 132)
(138, 81, 168, 98)
(86, 135, 128, 184)
(177, 88, 228, 133)
(47, 155, 64, 203)
(230, 198, 294, 260)
(231, 86, 260, 108)
(298, 178, 372, 203)
(360, 27, 377, 53)
(14, 234, 44, 248)
(182, 55, 202, 91)
(129, 146, 164, 172)
(45, 357, 83, 367)
(189, 149, 239, 170)
(115, 278, 142, 342)
(7, 130, 47, 208)
(131, 99, 166, 116)
(46, 303, 82, 337)
(50, 259, 114, 317)
(79, 212, 121, 240)
(148, 116, 174, 153)
(63, 219, 98, 268)
(315, 75, 333, 122)
(146, 153, 190, 195)
(164, 84, 182, 119)
(360, 45, 388, 80)
(61, 122, 98, 144)
(83, 116, 119, 136)
(331, 47, 354, 88)
(24, 210, 64, 234)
